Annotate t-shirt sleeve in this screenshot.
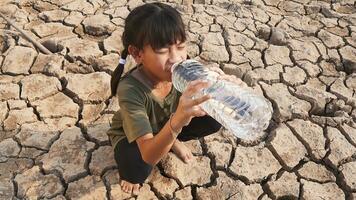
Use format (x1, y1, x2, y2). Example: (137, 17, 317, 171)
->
(119, 92, 152, 143)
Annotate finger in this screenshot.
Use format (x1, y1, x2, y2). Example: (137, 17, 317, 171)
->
(190, 94, 210, 106)
(187, 80, 207, 88)
(184, 81, 210, 97)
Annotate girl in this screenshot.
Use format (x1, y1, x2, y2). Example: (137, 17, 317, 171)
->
(107, 2, 222, 194)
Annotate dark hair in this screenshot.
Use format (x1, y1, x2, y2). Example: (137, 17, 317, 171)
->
(110, 2, 187, 95)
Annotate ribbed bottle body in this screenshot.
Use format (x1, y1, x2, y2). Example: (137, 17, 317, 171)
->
(172, 60, 272, 141)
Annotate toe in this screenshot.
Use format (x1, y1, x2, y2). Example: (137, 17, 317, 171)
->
(123, 184, 130, 193)
(127, 185, 133, 194)
(183, 155, 190, 163)
(132, 184, 140, 195)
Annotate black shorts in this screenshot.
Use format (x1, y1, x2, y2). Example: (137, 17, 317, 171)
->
(114, 115, 221, 184)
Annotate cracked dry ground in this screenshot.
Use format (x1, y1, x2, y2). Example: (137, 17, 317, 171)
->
(0, 0, 355, 199)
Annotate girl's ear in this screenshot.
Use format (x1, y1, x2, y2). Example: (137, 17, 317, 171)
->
(128, 45, 143, 64)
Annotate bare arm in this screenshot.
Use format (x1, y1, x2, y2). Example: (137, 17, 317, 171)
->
(136, 80, 210, 166)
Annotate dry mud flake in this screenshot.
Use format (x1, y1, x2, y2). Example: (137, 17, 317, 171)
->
(39, 127, 95, 182)
(80, 103, 106, 126)
(196, 171, 263, 199)
(89, 146, 116, 176)
(325, 127, 355, 168)
(161, 153, 213, 186)
(0, 177, 14, 199)
(7, 100, 27, 110)
(3, 107, 38, 131)
(340, 161, 356, 191)
(82, 14, 116, 36)
(0, 75, 24, 84)
(244, 64, 283, 86)
(66, 175, 107, 200)
(205, 140, 232, 169)
(2, 46, 37, 75)
(269, 123, 307, 170)
(104, 6, 130, 19)
(345, 74, 356, 90)
(330, 77, 355, 107)
(0, 138, 20, 161)
(86, 123, 111, 144)
(61, 0, 103, 15)
(282, 66, 307, 86)
(43, 117, 78, 132)
(31, 22, 75, 39)
(0, 158, 33, 181)
(64, 72, 111, 103)
(103, 170, 133, 199)
(295, 83, 337, 114)
(229, 146, 281, 183)
(318, 29, 345, 48)
(32, 92, 79, 119)
(174, 187, 193, 200)
(260, 82, 311, 121)
(59, 38, 103, 64)
(15, 121, 59, 150)
(297, 161, 336, 182)
(287, 119, 326, 160)
(20, 74, 62, 101)
(18, 147, 46, 160)
(147, 167, 179, 199)
(94, 53, 120, 74)
(266, 172, 300, 199)
(38, 9, 69, 22)
(136, 184, 158, 200)
(103, 29, 124, 54)
(14, 166, 63, 199)
(0, 83, 19, 101)
(225, 28, 254, 49)
(339, 124, 356, 145)
(0, 101, 8, 123)
(222, 63, 253, 80)
(298, 61, 321, 77)
(244, 50, 264, 68)
(64, 11, 85, 27)
(301, 180, 344, 200)
(265, 45, 293, 66)
(339, 45, 356, 74)
(289, 39, 320, 63)
(30, 53, 66, 78)
(200, 32, 229, 62)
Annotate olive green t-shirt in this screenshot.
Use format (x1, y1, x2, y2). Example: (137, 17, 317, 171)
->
(107, 67, 181, 148)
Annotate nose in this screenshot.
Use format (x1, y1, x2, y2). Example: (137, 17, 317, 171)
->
(168, 49, 182, 64)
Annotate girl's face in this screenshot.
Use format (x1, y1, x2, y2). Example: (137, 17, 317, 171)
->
(137, 41, 187, 83)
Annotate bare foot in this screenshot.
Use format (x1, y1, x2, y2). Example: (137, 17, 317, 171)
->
(120, 180, 140, 195)
(171, 140, 193, 163)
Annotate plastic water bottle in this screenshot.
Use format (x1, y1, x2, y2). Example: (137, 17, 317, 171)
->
(171, 59, 273, 141)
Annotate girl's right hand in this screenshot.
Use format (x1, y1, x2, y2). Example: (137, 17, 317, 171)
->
(171, 80, 211, 132)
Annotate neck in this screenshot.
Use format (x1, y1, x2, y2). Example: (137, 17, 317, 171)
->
(138, 66, 171, 89)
